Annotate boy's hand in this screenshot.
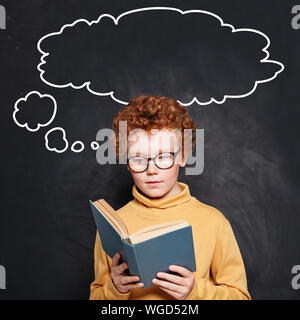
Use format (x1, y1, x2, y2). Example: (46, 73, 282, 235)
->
(111, 252, 144, 294)
(152, 265, 194, 300)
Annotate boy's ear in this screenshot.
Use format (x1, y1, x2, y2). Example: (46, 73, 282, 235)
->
(179, 153, 188, 167)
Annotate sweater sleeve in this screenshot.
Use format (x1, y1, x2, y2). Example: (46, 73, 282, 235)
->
(89, 232, 132, 300)
(185, 218, 251, 300)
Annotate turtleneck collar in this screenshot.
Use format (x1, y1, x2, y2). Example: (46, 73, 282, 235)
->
(132, 182, 192, 209)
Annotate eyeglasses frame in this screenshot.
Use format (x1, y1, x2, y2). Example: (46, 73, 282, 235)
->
(127, 147, 182, 173)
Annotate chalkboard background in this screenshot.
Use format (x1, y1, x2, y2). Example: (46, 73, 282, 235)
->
(0, 0, 299, 299)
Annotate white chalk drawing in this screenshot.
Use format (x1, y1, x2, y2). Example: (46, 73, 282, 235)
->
(45, 127, 68, 153)
(71, 141, 85, 153)
(90, 141, 100, 150)
(37, 6, 284, 106)
(13, 91, 57, 132)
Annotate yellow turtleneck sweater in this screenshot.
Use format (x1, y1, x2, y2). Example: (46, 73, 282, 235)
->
(89, 182, 251, 300)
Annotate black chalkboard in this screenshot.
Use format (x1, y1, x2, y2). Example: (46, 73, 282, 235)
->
(0, 0, 299, 299)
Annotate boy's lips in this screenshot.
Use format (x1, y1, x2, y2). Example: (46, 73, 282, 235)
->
(146, 181, 163, 184)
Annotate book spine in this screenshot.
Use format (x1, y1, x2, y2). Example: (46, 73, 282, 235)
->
(123, 241, 144, 285)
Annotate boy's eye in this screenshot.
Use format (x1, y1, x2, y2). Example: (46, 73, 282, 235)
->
(158, 153, 172, 160)
(131, 157, 146, 164)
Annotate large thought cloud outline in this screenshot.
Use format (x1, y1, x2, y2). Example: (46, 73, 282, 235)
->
(37, 6, 284, 106)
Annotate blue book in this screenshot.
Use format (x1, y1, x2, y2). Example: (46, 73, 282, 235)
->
(90, 199, 197, 289)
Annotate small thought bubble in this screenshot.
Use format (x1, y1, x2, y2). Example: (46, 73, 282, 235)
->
(45, 127, 68, 153)
(37, 6, 284, 106)
(90, 141, 100, 150)
(13, 91, 57, 132)
(71, 141, 85, 153)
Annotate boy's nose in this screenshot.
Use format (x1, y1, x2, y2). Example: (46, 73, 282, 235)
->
(146, 159, 159, 174)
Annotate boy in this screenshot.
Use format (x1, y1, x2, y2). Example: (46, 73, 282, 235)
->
(89, 95, 251, 300)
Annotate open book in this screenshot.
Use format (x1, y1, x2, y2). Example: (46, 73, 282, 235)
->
(92, 199, 191, 244)
(90, 198, 196, 289)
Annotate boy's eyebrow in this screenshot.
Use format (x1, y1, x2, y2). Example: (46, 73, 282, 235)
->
(130, 149, 173, 157)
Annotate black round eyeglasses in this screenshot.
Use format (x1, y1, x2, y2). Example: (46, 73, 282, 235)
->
(127, 148, 182, 173)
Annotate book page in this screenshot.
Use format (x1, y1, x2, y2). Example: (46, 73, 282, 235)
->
(98, 199, 129, 237)
(129, 220, 189, 244)
(93, 200, 128, 238)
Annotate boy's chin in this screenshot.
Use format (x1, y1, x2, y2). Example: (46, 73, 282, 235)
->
(142, 186, 169, 199)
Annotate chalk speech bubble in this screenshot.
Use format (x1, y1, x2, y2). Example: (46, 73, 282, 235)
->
(45, 127, 68, 153)
(13, 91, 57, 132)
(37, 6, 284, 106)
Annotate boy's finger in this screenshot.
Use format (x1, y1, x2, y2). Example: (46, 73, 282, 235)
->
(156, 272, 183, 285)
(120, 275, 140, 285)
(169, 265, 191, 278)
(111, 252, 120, 268)
(116, 261, 128, 274)
(125, 282, 144, 290)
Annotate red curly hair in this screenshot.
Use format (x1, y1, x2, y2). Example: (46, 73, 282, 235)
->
(111, 95, 196, 159)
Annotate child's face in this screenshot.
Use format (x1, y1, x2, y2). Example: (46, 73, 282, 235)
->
(127, 128, 187, 198)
